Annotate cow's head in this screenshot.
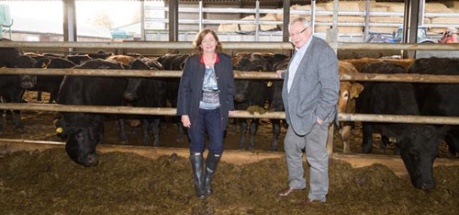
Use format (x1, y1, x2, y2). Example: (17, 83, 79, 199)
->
(233, 53, 270, 103)
(396, 125, 442, 191)
(55, 116, 103, 167)
(338, 81, 364, 113)
(124, 59, 157, 102)
(338, 61, 363, 113)
(16, 55, 37, 89)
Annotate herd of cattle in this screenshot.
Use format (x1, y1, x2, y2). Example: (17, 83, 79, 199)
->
(0, 45, 458, 191)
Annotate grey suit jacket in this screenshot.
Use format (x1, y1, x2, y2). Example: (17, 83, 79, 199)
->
(282, 36, 340, 136)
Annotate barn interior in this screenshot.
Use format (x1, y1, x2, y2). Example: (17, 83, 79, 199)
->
(1, 0, 458, 57)
(1, 1, 459, 214)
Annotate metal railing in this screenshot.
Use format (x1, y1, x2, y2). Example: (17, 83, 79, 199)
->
(2, 40, 459, 157)
(1, 38, 459, 125)
(143, 1, 459, 41)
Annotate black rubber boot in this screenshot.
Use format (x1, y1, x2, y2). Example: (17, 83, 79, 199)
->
(203, 153, 221, 195)
(190, 153, 205, 199)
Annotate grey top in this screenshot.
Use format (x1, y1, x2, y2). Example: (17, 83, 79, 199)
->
(200, 66, 220, 110)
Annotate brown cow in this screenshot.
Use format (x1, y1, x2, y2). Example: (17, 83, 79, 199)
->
(344, 57, 415, 71)
(106, 55, 136, 66)
(337, 61, 364, 153)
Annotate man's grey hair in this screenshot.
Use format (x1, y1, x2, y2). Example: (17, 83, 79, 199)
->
(289, 17, 311, 30)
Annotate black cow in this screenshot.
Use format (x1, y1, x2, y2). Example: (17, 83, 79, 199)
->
(66, 54, 93, 65)
(31, 57, 76, 103)
(232, 52, 271, 150)
(408, 57, 459, 158)
(0, 46, 37, 133)
(87, 50, 114, 60)
(124, 58, 167, 146)
(265, 54, 290, 151)
(356, 61, 444, 191)
(55, 59, 128, 167)
(156, 53, 190, 142)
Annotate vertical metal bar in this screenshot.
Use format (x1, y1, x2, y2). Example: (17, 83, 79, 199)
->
(402, 0, 421, 58)
(408, 0, 421, 43)
(332, 0, 338, 30)
(199, 1, 203, 32)
(168, 0, 178, 42)
(282, 0, 290, 42)
(255, 0, 260, 42)
(326, 0, 339, 53)
(419, 0, 426, 26)
(63, 0, 77, 52)
(363, 0, 370, 42)
(311, 0, 316, 33)
(140, 0, 145, 41)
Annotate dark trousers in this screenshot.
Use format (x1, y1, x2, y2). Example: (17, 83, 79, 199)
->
(188, 108, 224, 155)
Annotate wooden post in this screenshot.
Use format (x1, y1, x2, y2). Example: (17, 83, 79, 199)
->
(326, 123, 334, 156)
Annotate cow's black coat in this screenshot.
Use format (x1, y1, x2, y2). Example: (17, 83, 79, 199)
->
(31, 57, 76, 103)
(356, 61, 443, 191)
(232, 52, 271, 150)
(156, 53, 190, 142)
(0, 46, 37, 133)
(408, 57, 459, 158)
(124, 58, 167, 146)
(56, 59, 128, 166)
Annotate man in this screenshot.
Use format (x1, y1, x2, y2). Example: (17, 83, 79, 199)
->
(440, 27, 458, 43)
(276, 17, 339, 204)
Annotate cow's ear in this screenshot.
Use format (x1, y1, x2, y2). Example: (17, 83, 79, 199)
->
(56, 127, 64, 134)
(256, 65, 266, 72)
(350, 83, 364, 98)
(438, 125, 450, 138)
(41, 58, 52, 69)
(123, 64, 131, 69)
(53, 118, 69, 139)
(54, 118, 64, 131)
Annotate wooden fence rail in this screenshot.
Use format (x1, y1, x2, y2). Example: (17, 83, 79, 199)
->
(2, 68, 459, 83)
(2, 41, 459, 170)
(2, 41, 459, 51)
(1, 103, 459, 125)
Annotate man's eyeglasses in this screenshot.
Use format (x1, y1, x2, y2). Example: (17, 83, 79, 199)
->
(289, 27, 309, 37)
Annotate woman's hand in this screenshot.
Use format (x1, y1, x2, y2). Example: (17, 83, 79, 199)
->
(181, 115, 191, 128)
(228, 110, 235, 117)
(276, 70, 286, 78)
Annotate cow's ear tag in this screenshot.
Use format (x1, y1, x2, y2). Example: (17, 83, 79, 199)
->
(56, 127, 63, 133)
(267, 81, 272, 87)
(41, 62, 48, 69)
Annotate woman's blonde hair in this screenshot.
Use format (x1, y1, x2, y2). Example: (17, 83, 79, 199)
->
(192, 28, 223, 54)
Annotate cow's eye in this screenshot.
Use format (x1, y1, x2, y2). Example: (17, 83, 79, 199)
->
(75, 132, 84, 142)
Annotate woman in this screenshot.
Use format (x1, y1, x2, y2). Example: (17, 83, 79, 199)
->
(176, 29, 235, 199)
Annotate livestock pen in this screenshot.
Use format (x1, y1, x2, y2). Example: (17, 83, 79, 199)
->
(1, 40, 459, 170)
(1, 40, 459, 214)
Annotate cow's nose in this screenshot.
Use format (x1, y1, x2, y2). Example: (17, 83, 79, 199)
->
(86, 154, 99, 167)
(124, 92, 136, 101)
(21, 82, 34, 89)
(419, 181, 435, 192)
(234, 94, 244, 102)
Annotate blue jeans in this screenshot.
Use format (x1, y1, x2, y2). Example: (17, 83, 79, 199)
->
(188, 108, 224, 155)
